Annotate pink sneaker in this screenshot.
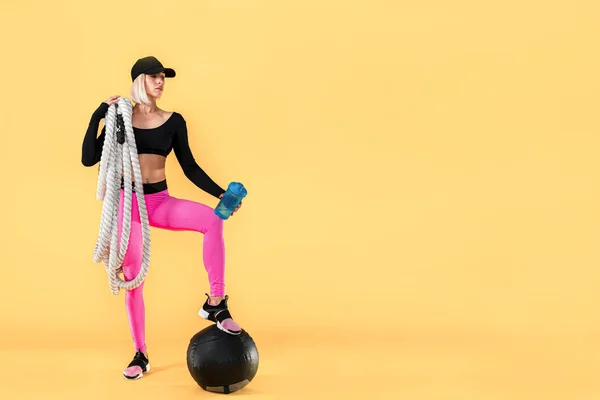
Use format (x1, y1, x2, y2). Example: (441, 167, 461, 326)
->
(198, 294, 242, 335)
(123, 349, 150, 380)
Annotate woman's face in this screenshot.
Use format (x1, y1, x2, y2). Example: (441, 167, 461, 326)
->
(145, 72, 166, 98)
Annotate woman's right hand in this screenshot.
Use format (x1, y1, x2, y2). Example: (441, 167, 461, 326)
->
(104, 95, 120, 106)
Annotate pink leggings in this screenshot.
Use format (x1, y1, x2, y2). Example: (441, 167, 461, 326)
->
(116, 181, 225, 352)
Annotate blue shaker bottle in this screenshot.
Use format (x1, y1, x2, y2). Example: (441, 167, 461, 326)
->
(215, 182, 247, 220)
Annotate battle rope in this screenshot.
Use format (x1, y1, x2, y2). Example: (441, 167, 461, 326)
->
(92, 97, 151, 295)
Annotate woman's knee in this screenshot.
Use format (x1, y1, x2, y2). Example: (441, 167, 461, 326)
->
(126, 281, 144, 295)
(208, 211, 224, 233)
(122, 254, 143, 281)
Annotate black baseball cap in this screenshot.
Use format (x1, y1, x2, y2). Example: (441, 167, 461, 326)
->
(131, 56, 176, 81)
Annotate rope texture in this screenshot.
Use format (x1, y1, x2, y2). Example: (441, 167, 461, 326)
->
(93, 98, 151, 296)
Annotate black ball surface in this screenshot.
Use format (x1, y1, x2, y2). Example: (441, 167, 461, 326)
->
(186, 325, 259, 394)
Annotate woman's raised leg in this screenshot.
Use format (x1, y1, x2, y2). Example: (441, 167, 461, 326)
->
(146, 191, 241, 335)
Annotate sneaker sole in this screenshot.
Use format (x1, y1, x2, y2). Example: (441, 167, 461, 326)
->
(199, 308, 241, 336)
(123, 363, 151, 380)
(198, 308, 211, 320)
(217, 321, 242, 336)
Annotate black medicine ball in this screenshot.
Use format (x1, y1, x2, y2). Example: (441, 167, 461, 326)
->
(186, 325, 259, 394)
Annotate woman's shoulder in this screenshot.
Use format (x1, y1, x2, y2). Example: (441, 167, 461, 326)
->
(163, 109, 185, 121)
(162, 110, 188, 133)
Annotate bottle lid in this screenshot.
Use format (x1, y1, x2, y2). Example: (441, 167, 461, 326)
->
(229, 182, 247, 197)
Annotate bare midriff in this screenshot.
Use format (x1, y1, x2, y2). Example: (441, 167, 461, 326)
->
(122, 154, 167, 184)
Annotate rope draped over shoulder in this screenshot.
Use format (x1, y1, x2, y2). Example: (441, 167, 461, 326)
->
(92, 97, 151, 296)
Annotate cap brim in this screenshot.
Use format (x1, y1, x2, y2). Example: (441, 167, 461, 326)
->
(163, 68, 176, 78)
(146, 66, 176, 78)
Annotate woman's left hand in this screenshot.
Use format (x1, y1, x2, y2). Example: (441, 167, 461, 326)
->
(219, 194, 243, 216)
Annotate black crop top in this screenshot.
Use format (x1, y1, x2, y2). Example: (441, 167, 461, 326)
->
(81, 102, 225, 198)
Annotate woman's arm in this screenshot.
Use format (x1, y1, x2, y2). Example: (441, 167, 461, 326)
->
(81, 102, 109, 166)
(172, 114, 226, 199)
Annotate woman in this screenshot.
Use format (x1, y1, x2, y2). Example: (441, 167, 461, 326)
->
(81, 56, 243, 380)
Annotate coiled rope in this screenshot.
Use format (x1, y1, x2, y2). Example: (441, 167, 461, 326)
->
(93, 97, 151, 296)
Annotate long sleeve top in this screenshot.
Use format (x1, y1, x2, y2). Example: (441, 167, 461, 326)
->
(82, 102, 225, 198)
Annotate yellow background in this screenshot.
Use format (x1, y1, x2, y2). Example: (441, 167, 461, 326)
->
(1, 0, 600, 398)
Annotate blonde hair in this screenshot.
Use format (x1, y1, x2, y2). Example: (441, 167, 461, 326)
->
(130, 74, 152, 106)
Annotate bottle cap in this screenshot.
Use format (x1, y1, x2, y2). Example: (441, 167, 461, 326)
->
(228, 182, 247, 197)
